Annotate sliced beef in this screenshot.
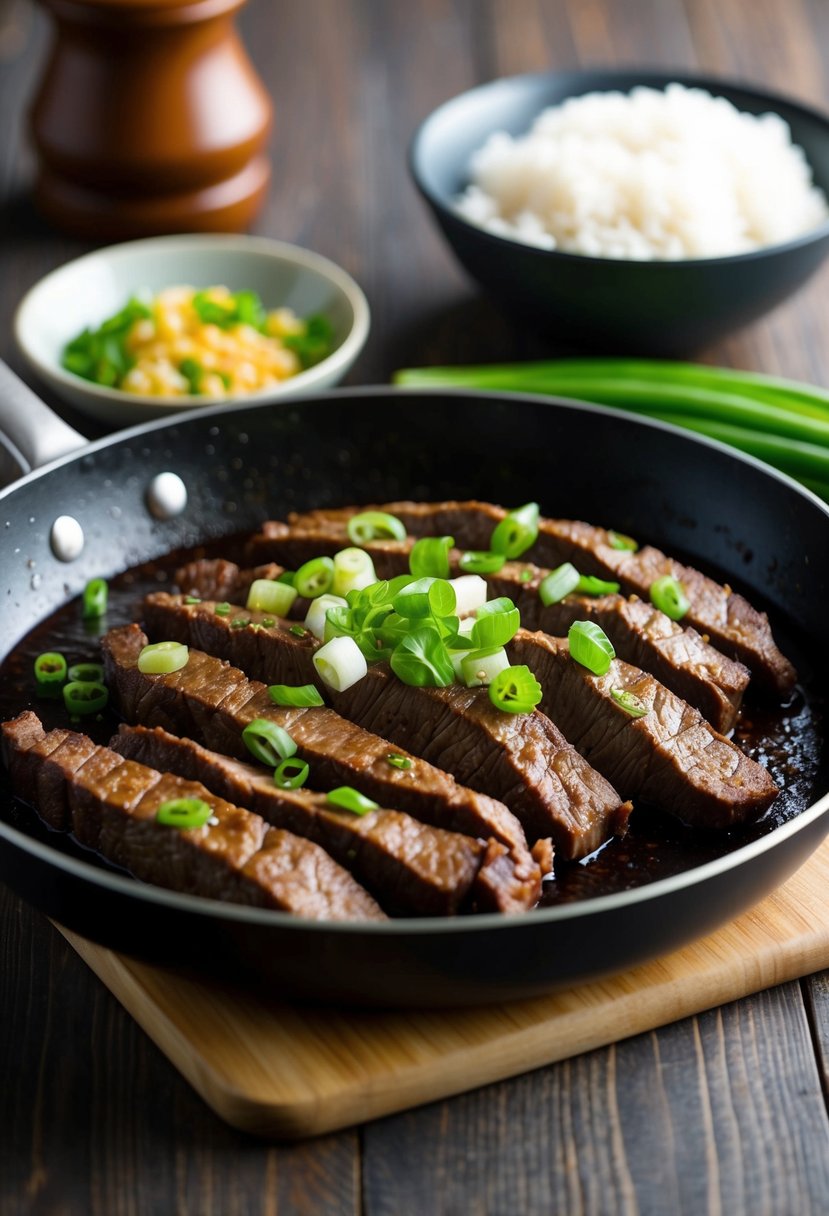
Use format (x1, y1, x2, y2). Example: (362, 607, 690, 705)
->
(263, 500, 796, 696)
(112, 723, 539, 915)
(230, 529, 752, 733)
(509, 630, 778, 830)
(176, 558, 284, 603)
(1, 712, 385, 921)
(141, 594, 629, 859)
(102, 624, 537, 871)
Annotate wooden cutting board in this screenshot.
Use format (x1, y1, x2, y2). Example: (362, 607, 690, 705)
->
(57, 838, 829, 1140)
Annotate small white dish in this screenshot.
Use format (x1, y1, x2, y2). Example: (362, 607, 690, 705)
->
(14, 234, 371, 427)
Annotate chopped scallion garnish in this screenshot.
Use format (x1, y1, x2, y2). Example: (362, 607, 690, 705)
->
(347, 511, 407, 545)
(470, 597, 520, 649)
(294, 556, 335, 599)
(137, 640, 189, 674)
(156, 796, 212, 829)
(386, 753, 412, 770)
(34, 651, 67, 697)
(214, 602, 231, 617)
(649, 575, 690, 620)
(67, 661, 104, 684)
(82, 578, 108, 620)
(63, 680, 109, 716)
(326, 786, 379, 816)
(458, 550, 506, 575)
(313, 635, 368, 691)
(568, 621, 615, 675)
(242, 718, 298, 767)
(268, 683, 325, 708)
(273, 757, 310, 790)
(490, 503, 540, 559)
(611, 688, 649, 718)
(488, 665, 543, 714)
(246, 578, 298, 617)
(608, 530, 639, 552)
(538, 563, 580, 606)
(576, 574, 620, 597)
(332, 547, 377, 597)
(409, 536, 454, 579)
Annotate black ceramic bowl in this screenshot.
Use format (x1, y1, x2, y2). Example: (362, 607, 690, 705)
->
(409, 69, 829, 354)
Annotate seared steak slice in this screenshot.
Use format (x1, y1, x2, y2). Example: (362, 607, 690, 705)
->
(227, 532, 751, 733)
(509, 631, 778, 830)
(142, 594, 630, 859)
(1, 712, 385, 921)
(102, 624, 536, 869)
(267, 500, 796, 696)
(176, 559, 284, 604)
(112, 724, 539, 915)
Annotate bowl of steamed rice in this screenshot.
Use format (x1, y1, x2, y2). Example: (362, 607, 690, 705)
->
(409, 70, 829, 352)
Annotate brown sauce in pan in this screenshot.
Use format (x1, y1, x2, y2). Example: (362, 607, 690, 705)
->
(0, 541, 826, 911)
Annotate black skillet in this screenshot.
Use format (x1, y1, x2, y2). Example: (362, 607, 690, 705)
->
(1, 362, 828, 1007)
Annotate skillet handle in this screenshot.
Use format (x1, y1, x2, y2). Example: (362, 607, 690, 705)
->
(0, 359, 86, 472)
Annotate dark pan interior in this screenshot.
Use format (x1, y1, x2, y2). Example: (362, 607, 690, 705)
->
(1, 387, 828, 1006)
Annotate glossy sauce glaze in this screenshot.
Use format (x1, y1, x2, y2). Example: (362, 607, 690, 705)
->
(0, 543, 825, 912)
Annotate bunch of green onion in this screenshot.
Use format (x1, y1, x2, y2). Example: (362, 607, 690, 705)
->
(394, 359, 829, 502)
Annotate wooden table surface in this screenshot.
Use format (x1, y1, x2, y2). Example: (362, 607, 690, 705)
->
(3, 0, 829, 1212)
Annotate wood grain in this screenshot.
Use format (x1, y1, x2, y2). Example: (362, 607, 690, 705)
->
(2, 0, 829, 1211)
(49, 836, 829, 1142)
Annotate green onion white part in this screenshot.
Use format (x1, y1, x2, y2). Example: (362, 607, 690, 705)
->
(313, 635, 368, 691)
(246, 578, 298, 616)
(304, 593, 348, 639)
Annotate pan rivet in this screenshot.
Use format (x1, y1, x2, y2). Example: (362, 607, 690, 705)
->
(147, 472, 187, 520)
(50, 515, 84, 562)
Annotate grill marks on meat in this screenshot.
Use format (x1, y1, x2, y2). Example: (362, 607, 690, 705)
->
(260, 500, 796, 697)
(1, 712, 386, 921)
(509, 631, 778, 830)
(102, 624, 540, 873)
(218, 536, 751, 733)
(141, 594, 629, 860)
(111, 724, 539, 915)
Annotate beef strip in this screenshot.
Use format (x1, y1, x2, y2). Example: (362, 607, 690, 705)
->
(141, 594, 629, 859)
(176, 559, 285, 605)
(257, 500, 796, 696)
(221, 530, 751, 733)
(1, 712, 385, 921)
(111, 723, 538, 915)
(102, 624, 540, 876)
(509, 630, 779, 830)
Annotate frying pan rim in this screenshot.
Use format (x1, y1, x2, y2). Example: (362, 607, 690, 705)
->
(1, 385, 828, 935)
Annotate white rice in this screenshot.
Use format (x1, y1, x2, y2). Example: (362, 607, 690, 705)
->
(454, 83, 829, 260)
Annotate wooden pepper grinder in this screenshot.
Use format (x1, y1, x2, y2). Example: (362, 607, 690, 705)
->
(29, 0, 273, 238)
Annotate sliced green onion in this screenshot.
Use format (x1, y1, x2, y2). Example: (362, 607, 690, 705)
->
(277, 571, 296, 586)
(326, 786, 379, 815)
(607, 530, 639, 552)
(242, 718, 298, 766)
(471, 597, 520, 648)
(539, 563, 580, 606)
(63, 680, 109, 716)
(577, 575, 620, 597)
(82, 578, 108, 619)
(184, 595, 201, 605)
(347, 511, 407, 545)
(246, 578, 298, 616)
(568, 621, 616, 676)
(611, 688, 649, 718)
(313, 635, 368, 691)
(67, 661, 104, 684)
(304, 593, 348, 639)
(231, 617, 250, 629)
(289, 624, 308, 638)
(490, 503, 540, 559)
(458, 550, 506, 575)
(34, 652, 67, 696)
(261, 617, 276, 628)
(155, 797, 212, 829)
(390, 626, 455, 687)
(268, 683, 325, 708)
(386, 753, 412, 770)
(332, 547, 377, 597)
(488, 665, 543, 714)
(650, 575, 690, 621)
(214, 602, 231, 617)
(294, 556, 335, 599)
(409, 536, 454, 579)
(273, 757, 310, 790)
(137, 641, 189, 675)
(519, 570, 533, 583)
(448, 574, 488, 617)
(461, 645, 510, 687)
(393, 577, 456, 621)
